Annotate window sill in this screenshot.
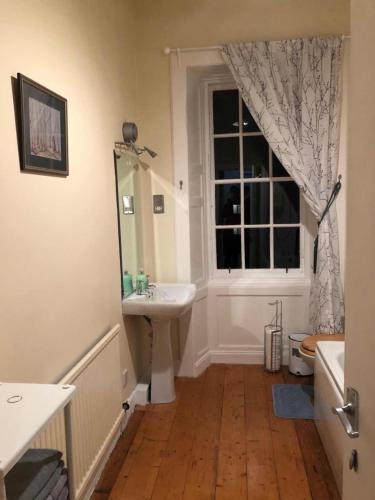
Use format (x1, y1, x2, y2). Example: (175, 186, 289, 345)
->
(208, 275, 311, 289)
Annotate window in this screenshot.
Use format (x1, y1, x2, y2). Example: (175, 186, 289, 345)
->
(209, 86, 302, 276)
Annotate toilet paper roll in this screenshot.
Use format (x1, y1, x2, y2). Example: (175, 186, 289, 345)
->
(265, 325, 282, 371)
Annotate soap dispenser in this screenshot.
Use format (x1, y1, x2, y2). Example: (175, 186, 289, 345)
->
(123, 270, 134, 297)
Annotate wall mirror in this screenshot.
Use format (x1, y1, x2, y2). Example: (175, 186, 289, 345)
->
(114, 150, 155, 297)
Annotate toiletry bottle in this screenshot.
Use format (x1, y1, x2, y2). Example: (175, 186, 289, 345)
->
(136, 269, 147, 294)
(123, 270, 133, 297)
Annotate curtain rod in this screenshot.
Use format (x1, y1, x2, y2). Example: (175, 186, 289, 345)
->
(164, 45, 221, 54)
(163, 35, 351, 55)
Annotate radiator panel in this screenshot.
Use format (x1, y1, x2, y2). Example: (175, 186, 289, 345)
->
(32, 324, 122, 499)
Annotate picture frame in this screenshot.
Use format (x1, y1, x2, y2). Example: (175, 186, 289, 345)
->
(18, 73, 68, 175)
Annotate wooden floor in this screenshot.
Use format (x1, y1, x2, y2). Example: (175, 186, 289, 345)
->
(92, 365, 340, 500)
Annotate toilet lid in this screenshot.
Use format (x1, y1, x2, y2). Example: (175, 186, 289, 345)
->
(301, 333, 345, 355)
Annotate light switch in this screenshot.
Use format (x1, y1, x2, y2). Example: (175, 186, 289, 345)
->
(153, 194, 165, 214)
(122, 195, 134, 214)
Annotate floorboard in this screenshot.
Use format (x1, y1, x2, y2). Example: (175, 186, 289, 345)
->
(264, 370, 312, 500)
(282, 367, 340, 500)
(109, 409, 176, 500)
(150, 373, 206, 500)
(93, 410, 144, 499)
(244, 365, 279, 500)
(183, 364, 225, 500)
(215, 365, 247, 500)
(92, 365, 340, 500)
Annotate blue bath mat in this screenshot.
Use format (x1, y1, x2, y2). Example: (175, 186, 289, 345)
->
(272, 384, 314, 419)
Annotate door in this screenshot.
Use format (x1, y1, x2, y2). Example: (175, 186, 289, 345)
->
(342, 1, 375, 498)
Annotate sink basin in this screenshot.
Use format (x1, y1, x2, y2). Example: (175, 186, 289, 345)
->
(122, 283, 196, 319)
(122, 283, 196, 404)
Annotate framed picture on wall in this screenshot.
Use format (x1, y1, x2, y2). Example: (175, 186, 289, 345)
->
(17, 73, 68, 175)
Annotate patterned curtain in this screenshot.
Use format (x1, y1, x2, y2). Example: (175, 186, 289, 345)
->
(222, 37, 344, 333)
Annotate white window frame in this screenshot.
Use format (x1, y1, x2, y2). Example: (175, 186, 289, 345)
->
(204, 78, 310, 280)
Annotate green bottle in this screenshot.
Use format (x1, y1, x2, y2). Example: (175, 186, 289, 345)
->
(123, 270, 134, 297)
(136, 269, 148, 294)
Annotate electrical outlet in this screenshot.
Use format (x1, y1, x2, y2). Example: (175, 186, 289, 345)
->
(122, 369, 128, 388)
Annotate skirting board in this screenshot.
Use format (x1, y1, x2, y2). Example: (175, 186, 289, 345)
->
(210, 349, 264, 365)
(176, 345, 290, 379)
(194, 345, 290, 369)
(127, 383, 149, 412)
(81, 383, 149, 500)
(194, 348, 211, 377)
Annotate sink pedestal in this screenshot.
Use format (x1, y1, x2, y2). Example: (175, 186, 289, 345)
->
(122, 283, 197, 403)
(151, 319, 175, 404)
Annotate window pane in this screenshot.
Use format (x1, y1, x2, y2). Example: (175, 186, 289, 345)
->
(213, 89, 239, 134)
(272, 152, 290, 177)
(273, 182, 300, 224)
(214, 137, 240, 179)
(242, 100, 260, 132)
(274, 227, 300, 269)
(245, 228, 270, 268)
(215, 184, 241, 225)
(216, 229, 242, 269)
(243, 136, 269, 178)
(244, 183, 270, 225)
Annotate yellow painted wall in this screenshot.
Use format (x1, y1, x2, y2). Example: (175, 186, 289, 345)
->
(134, 0, 350, 281)
(0, 0, 138, 393)
(0, 0, 350, 391)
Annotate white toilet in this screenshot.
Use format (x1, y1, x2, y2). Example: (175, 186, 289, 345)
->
(299, 347, 315, 368)
(289, 333, 314, 375)
(299, 333, 345, 369)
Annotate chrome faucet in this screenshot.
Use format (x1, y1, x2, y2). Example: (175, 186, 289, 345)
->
(137, 283, 156, 298)
(146, 284, 156, 298)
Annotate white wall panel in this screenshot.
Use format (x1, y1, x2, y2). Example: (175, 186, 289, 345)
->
(194, 295, 209, 358)
(216, 294, 308, 347)
(208, 283, 310, 364)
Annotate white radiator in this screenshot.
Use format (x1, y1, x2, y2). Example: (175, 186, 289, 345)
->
(32, 324, 123, 499)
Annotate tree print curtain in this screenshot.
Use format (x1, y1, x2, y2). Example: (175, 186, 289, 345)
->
(222, 37, 344, 333)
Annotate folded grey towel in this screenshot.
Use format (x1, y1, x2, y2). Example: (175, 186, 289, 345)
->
(35, 463, 64, 500)
(46, 469, 68, 500)
(56, 486, 68, 500)
(5, 449, 62, 500)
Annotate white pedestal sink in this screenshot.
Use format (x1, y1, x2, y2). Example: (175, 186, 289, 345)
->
(122, 283, 196, 404)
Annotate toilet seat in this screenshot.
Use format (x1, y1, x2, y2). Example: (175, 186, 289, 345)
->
(301, 333, 345, 358)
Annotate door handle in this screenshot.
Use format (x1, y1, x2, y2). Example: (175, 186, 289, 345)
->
(332, 403, 358, 438)
(332, 387, 359, 439)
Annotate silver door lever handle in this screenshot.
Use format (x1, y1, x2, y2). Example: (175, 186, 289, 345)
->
(332, 402, 359, 438)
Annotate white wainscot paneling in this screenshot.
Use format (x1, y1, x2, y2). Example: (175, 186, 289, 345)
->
(193, 293, 210, 375)
(178, 287, 209, 377)
(189, 194, 206, 287)
(208, 284, 310, 364)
